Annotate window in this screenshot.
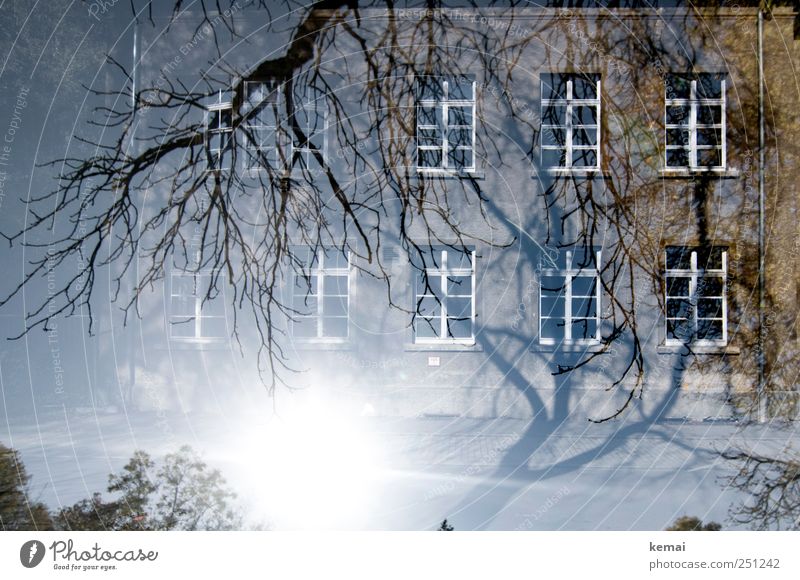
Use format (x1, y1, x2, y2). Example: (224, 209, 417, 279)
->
(206, 93, 233, 171)
(290, 93, 328, 169)
(238, 80, 327, 172)
(169, 272, 228, 342)
(664, 246, 727, 345)
(540, 73, 600, 170)
(665, 73, 726, 169)
(292, 247, 349, 340)
(414, 247, 475, 344)
(416, 75, 476, 172)
(539, 247, 601, 344)
(241, 80, 283, 170)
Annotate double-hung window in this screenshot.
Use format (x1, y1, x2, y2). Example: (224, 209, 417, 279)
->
(539, 247, 601, 345)
(665, 73, 726, 169)
(241, 79, 283, 170)
(541, 73, 601, 170)
(416, 75, 476, 172)
(206, 95, 233, 171)
(664, 246, 727, 345)
(292, 247, 349, 340)
(414, 247, 476, 344)
(169, 271, 228, 343)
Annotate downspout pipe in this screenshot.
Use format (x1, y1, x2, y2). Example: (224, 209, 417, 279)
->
(757, 7, 767, 423)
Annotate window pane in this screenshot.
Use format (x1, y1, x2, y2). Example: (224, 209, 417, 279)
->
(324, 250, 349, 270)
(418, 105, 442, 127)
(417, 76, 444, 101)
(572, 105, 597, 125)
(447, 275, 471, 295)
(448, 106, 473, 126)
(697, 128, 723, 146)
(572, 276, 597, 296)
(666, 149, 689, 167)
(541, 74, 568, 100)
(415, 318, 440, 339)
(572, 77, 598, 100)
(703, 247, 725, 270)
(572, 296, 597, 318)
(542, 105, 566, 125)
(541, 276, 567, 294)
(541, 318, 564, 340)
(666, 298, 692, 318)
(447, 296, 471, 318)
(416, 297, 441, 317)
(697, 148, 722, 167)
(172, 296, 196, 317)
(667, 319, 692, 342)
(697, 319, 723, 340)
(448, 147, 473, 169)
(324, 275, 348, 296)
(542, 127, 566, 147)
(446, 317, 472, 339)
(418, 128, 441, 147)
(322, 317, 348, 338)
(323, 296, 348, 317)
(294, 275, 317, 295)
(697, 297, 722, 318)
(667, 128, 690, 147)
(573, 128, 598, 146)
(293, 296, 318, 315)
(447, 128, 472, 147)
(572, 319, 597, 340)
(417, 274, 440, 295)
(666, 247, 692, 269)
(418, 148, 442, 168)
(571, 246, 598, 269)
(697, 276, 723, 297)
(697, 105, 722, 124)
(666, 105, 690, 125)
(572, 149, 598, 167)
(541, 296, 565, 318)
(666, 277, 691, 297)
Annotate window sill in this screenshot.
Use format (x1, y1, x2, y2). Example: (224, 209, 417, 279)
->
(291, 339, 351, 351)
(413, 169, 485, 180)
(404, 342, 483, 352)
(659, 168, 739, 179)
(530, 342, 605, 353)
(531, 167, 610, 179)
(657, 343, 740, 355)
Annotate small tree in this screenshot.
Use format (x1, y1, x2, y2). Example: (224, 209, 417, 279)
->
(0, 443, 53, 530)
(56, 446, 242, 531)
(438, 518, 454, 531)
(666, 516, 722, 531)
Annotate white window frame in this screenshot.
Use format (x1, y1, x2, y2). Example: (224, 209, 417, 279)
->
(538, 248, 602, 345)
(540, 74, 601, 171)
(241, 80, 283, 171)
(291, 248, 350, 342)
(169, 271, 228, 343)
(413, 247, 476, 345)
(206, 98, 233, 171)
(664, 246, 728, 347)
(416, 76, 477, 174)
(664, 74, 726, 170)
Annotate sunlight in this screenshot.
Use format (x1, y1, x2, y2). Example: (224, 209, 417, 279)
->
(235, 396, 385, 529)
